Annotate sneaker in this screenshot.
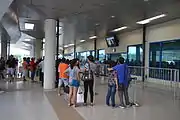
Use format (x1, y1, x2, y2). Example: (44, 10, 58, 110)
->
(126, 103, 133, 108)
(119, 104, 126, 109)
(83, 103, 87, 106)
(90, 103, 94, 106)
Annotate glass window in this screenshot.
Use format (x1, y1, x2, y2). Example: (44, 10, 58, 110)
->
(98, 49, 105, 62)
(149, 43, 161, 67)
(128, 45, 143, 66)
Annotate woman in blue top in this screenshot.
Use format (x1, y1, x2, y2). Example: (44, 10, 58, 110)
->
(106, 61, 118, 108)
(65, 59, 80, 107)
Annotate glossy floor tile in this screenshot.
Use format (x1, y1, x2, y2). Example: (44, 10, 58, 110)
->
(0, 81, 59, 120)
(75, 78, 180, 120)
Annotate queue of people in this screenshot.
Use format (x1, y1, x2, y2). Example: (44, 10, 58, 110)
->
(57, 55, 133, 108)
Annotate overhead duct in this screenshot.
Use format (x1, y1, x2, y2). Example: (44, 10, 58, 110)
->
(1, 0, 21, 43)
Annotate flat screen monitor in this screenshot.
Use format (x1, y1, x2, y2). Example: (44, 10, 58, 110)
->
(105, 35, 119, 47)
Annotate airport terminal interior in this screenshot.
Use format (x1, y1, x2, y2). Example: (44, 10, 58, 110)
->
(0, 0, 180, 120)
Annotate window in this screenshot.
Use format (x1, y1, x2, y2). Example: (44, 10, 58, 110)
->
(127, 45, 143, 66)
(149, 40, 180, 68)
(98, 49, 105, 62)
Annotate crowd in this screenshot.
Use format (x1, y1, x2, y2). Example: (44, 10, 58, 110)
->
(0, 55, 43, 83)
(0, 54, 134, 108)
(58, 55, 134, 108)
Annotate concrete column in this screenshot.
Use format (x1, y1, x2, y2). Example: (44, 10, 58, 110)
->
(35, 39, 42, 59)
(44, 19, 56, 89)
(1, 33, 7, 60)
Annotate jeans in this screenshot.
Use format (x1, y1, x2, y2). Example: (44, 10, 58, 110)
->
(31, 71, 35, 81)
(84, 80, 94, 103)
(106, 84, 116, 107)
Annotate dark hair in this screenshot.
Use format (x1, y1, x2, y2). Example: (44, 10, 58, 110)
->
(109, 60, 117, 68)
(70, 59, 78, 69)
(65, 59, 70, 64)
(118, 57, 125, 64)
(87, 55, 94, 62)
(23, 57, 26, 60)
(61, 58, 66, 63)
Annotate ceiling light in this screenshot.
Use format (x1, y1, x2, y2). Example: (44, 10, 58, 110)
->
(24, 39, 31, 41)
(95, 23, 99, 26)
(25, 23, 34, 30)
(80, 40, 85, 42)
(69, 44, 74, 46)
(89, 36, 97, 39)
(111, 26, 128, 32)
(136, 14, 166, 24)
(64, 45, 69, 48)
(111, 16, 115, 18)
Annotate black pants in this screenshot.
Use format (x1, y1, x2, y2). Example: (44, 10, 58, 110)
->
(84, 80, 94, 103)
(118, 84, 130, 105)
(40, 72, 44, 87)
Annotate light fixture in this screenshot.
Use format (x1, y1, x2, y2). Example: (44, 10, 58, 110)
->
(95, 23, 100, 26)
(64, 45, 69, 48)
(69, 43, 74, 46)
(23, 43, 30, 47)
(136, 14, 166, 24)
(89, 36, 97, 39)
(111, 16, 115, 18)
(80, 40, 85, 42)
(24, 39, 31, 41)
(111, 26, 128, 32)
(25, 23, 34, 30)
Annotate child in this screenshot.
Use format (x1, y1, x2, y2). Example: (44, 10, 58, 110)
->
(106, 61, 118, 108)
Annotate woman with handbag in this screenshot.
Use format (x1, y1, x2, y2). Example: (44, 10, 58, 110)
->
(65, 59, 80, 107)
(83, 55, 96, 106)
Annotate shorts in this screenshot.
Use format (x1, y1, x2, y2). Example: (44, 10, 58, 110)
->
(70, 79, 80, 87)
(7, 68, 15, 75)
(58, 78, 68, 87)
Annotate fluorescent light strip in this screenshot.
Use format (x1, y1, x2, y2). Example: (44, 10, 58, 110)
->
(25, 23, 34, 30)
(24, 39, 31, 41)
(89, 36, 97, 39)
(64, 45, 69, 48)
(137, 14, 166, 24)
(111, 26, 127, 32)
(80, 40, 85, 42)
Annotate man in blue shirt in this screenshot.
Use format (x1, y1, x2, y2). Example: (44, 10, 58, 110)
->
(108, 57, 131, 108)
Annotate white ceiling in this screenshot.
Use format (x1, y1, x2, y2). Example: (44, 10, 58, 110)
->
(5, 0, 180, 46)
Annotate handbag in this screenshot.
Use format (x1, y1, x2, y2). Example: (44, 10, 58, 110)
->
(82, 63, 93, 81)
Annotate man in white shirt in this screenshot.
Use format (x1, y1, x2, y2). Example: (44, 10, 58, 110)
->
(39, 59, 44, 86)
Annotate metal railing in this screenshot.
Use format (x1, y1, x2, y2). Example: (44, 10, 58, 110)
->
(98, 64, 180, 99)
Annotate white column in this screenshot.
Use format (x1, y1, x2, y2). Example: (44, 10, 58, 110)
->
(44, 19, 56, 89)
(35, 39, 42, 59)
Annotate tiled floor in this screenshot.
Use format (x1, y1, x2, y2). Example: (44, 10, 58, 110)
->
(0, 81, 59, 120)
(0, 78, 180, 120)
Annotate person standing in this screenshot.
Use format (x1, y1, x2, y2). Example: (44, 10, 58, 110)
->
(29, 58, 36, 82)
(83, 55, 96, 106)
(39, 58, 44, 86)
(22, 57, 28, 81)
(106, 61, 118, 108)
(65, 59, 80, 107)
(6, 55, 16, 82)
(108, 57, 131, 108)
(0, 57, 5, 79)
(58, 58, 69, 96)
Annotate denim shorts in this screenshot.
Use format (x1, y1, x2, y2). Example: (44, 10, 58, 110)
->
(70, 79, 80, 87)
